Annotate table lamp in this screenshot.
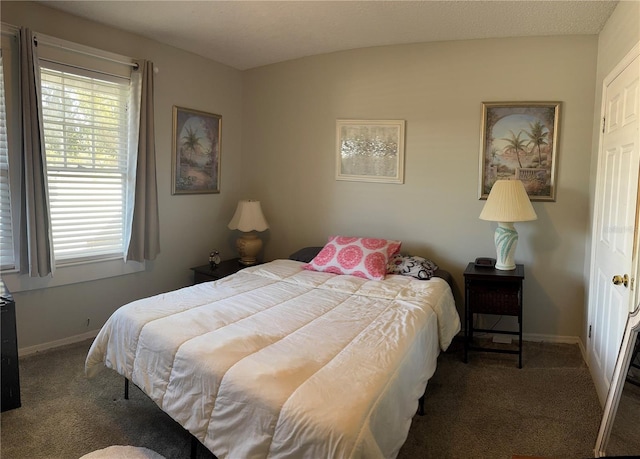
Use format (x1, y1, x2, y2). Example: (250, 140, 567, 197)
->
(228, 200, 269, 265)
(479, 179, 537, 270)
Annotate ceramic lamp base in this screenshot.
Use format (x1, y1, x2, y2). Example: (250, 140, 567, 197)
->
(494, 222, 518, 270)
(236, 233, 262, 265)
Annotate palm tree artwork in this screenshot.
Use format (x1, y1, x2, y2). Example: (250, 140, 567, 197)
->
(501, 130, 527, 169)
(481, 103, 559, 200)
(181, 126, 202, 163)
(524, 120, 549, 167)
(173, 107, 221, 194)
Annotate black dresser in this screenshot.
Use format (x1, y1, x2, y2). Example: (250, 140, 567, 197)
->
(1, 279, 20, 411)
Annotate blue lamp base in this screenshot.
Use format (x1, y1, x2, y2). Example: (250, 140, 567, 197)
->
(494, 222, 518, 270)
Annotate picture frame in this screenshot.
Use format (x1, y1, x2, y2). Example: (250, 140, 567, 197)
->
(479, 102, 560, 201)
(336, 119, 405, 184)
(172, 106, 222, 194)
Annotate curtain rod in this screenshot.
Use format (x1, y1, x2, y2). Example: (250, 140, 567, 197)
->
(36, 39, 139, 70)
(39, 57, 132, 82)
(2, 23, 158, 73)
(1, 22, 19, 37)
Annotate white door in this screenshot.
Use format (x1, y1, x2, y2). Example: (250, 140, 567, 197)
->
(588, 47, 640, 404)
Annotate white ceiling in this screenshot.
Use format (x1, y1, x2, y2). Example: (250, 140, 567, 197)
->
(39, 0, 619, 70)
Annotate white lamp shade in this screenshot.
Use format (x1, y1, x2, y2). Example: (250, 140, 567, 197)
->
(479, 180, 537, 223)
(228, 200, 269, 232)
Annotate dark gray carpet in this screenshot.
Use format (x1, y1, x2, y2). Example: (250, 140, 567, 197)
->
(1, 338, 603, 459)
(400, 340, 602, 459)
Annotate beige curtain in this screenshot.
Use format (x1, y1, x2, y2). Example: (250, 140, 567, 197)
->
(18, 28, 53, 277)
(127, 60, 160, 262)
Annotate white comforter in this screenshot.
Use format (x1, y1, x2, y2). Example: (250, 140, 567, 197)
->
(86, 259, 460, 459)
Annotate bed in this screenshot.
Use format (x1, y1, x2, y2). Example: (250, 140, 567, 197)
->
(85, 253, 460, 458)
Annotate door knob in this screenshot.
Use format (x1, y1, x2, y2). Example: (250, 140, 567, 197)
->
(612, 274, 629, 287)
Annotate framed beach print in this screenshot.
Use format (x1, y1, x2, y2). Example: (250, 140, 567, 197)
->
(479, 102, 560, 201)
(172, 106, 222, 194)
(336, 119, 405, 184)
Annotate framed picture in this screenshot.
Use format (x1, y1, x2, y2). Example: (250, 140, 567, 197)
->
(336, 119, 405, 184)
(172, 106, 222, 194)
(479, 102, 560, 201)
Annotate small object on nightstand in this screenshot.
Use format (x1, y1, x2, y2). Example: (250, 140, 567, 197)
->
(474, 257, 496, 268)
(209, 250, 221, 269)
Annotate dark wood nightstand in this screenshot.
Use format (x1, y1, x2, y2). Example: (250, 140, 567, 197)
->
(191, 258, 248, 284)
(463, 262, 525, 368)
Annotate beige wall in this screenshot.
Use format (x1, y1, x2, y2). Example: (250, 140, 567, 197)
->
(589, 2, 640, 224)
(243, 35, 598, 339)
(589, 1, 640, 217)
(2, 2, 245, 350)
(585, 1, 640, 351)
(5, 1, 635, 351)
(595, 1, 640, 81)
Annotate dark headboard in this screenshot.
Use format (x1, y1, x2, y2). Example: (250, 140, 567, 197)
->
(288, 247, 324, 263)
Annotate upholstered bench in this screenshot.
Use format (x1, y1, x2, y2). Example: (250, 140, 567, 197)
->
(80, 445, 165, 459)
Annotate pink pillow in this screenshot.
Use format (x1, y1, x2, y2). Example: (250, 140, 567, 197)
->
(304, 236, 402, 280)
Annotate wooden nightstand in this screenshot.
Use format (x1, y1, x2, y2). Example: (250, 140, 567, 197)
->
(463, 262, 525, 368)
(191, 258, 248, 284)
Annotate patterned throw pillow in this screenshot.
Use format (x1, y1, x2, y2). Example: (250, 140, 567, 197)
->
(387, 254, 438, 280)
(304, 236, 402, 280)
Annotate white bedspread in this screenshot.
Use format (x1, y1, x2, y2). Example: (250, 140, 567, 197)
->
(86, 259, 460, 459)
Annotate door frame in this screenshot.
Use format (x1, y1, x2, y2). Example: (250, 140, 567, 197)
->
(587, 41, 640, 405)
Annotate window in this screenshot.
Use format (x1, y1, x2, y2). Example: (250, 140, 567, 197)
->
(40, 64, 131, 264)
(0, 29, 148, 290)
(0, 54, 15, 270)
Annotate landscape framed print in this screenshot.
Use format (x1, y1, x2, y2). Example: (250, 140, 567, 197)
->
(479, 102, 560, 201)
(336, 119, 405, 184)
(172, 106, 222, 194)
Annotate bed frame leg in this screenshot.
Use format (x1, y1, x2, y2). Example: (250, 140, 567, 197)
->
(418, 395, 425, 416)
(124, 377, 129, 400)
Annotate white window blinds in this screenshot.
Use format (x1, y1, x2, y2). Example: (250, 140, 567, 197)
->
(0, 55, 15, 270)
(40, 65, 131, 263)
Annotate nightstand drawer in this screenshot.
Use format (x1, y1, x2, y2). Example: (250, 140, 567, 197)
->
(467, 282, 520, 315)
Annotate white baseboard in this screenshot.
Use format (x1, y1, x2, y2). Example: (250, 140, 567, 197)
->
(522, 332, 581, 344)
(470, 331, 582, 345)
(18, 329, 99, 357)
(471, 332, 587, 362)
